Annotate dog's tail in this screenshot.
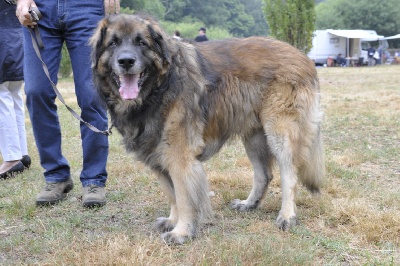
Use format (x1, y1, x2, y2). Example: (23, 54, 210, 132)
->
(298, 92, 325, 194)
(298, 126, 325, 193)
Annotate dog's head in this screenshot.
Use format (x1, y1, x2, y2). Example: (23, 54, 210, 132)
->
(90, 14, 171, 103)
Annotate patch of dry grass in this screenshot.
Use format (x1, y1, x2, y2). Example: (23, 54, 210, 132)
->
(1, 65, 399, 265)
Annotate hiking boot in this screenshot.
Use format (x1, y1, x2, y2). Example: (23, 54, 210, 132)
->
(82, 184, 106, 208)
(36, 177, 74, 206)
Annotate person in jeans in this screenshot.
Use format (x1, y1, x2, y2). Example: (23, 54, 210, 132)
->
(14, 0, 120, 207)
(0, 1, 31, 179)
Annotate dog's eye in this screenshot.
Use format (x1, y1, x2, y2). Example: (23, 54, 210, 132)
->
(135, 36, 146, 47)
(109, 36, 120, 47)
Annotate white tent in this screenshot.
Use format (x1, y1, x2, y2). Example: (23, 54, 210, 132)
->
(383, 34, 400, 40)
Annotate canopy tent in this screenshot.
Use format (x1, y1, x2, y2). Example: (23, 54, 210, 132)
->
(326, 29, 384, 40)
(383, 34, 400, 40)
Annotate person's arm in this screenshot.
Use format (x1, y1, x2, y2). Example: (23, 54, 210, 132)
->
(104, 0, 120, 15)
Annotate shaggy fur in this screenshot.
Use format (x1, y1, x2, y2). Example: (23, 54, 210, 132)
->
(90, 14, 325, 244)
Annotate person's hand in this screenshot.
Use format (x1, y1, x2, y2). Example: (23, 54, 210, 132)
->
(16, 0, 37, 27)
(104, 0, 120, 15)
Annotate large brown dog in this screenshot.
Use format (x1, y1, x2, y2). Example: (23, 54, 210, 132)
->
(90, 14, 325, 244)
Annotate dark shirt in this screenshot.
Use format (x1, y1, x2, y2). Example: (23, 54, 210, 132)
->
(367, 47, 375, 58)
(0, 1, 20, 28)
(194, 35, 209, 42)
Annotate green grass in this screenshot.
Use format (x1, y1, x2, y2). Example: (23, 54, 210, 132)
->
(0, 65, 399, 265)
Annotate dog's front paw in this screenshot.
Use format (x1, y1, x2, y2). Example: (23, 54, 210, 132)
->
(153, 217, 176, 233)
(276, 214, 299, 231)
(161, 231, 192, 245)
(230, 199, 257, 211)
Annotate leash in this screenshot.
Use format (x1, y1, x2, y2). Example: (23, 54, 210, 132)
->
(27, 7, 112, 136)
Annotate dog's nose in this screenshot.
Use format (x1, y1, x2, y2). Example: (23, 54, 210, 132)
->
(118, 57, 135, 70)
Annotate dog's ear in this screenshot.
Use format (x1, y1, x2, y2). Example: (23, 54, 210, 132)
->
(90, 17, 110, 69)
(147, 24, 171, 67)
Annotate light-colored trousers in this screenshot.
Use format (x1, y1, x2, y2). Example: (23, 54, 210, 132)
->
(0, 81, 28, 161)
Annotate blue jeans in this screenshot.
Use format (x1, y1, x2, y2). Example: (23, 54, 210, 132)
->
(23, 0, 108, 187)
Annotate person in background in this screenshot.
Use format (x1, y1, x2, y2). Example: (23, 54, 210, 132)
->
(0, 1, 31, 179)
(383, 50, 391, 64)
(394, 50, 400, 64)
(367, 46, 376, 67)
(326, 56, 334, 67)
(194, 27, 209, 42)
(336, 53, 346, 67)
(376, 45, 383, 64)
(173, 30, 181, 40)
(14, 0, 120, 207)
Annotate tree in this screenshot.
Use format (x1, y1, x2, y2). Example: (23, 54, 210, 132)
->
(314, 0, 346, 30)
(121, 0, 165, 19)
(121, 0, 271, 37)
(162, 0, 188, 21)
(224, 0, 255, 37)
(162, 0, 269, 37)
(241, 0, 269, 36)
(315, 0, 400, 37)
(263, 0, 316, 54)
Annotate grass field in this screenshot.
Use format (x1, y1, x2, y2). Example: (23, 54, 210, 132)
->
(0, 65, 399, 265)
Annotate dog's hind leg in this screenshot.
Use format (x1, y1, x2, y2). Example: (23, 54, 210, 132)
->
(261, 82, 321, 231)
(153, 171, 178, 233)
(264, 120, 300, 231)
(231, 129, 274, 211)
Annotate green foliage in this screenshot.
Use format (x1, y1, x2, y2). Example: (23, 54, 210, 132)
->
(141, 0, 165, 19)
(160, 21, 232, 40)
(315, 0, 400, 37)
(242, 0, 269, 37)
(224, 0, 255, 37)
(150, 0, 269, 37)
(315, 0, 346, 30)
(121, 0, 165, 19)
(162, 0, 187, 21)
(120, 7, 135, 14)
(174, 0, 231, 27)
(263, 0, 316, 53)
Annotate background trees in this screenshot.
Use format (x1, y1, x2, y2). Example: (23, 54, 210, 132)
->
(263, 0, 316, 54)
(315, 0, 400, 48)
(120, 0, 269, 38)
(118, 0, 400, 44)
(315, 0, 399, 38)
(59, 0, 399, 76)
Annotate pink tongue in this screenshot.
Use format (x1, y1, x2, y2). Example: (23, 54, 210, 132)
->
(119, 74, 140, 100)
